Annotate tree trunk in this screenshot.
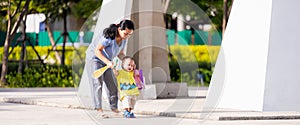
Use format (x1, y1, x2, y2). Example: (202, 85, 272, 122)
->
(222, 0, 234, 37)
(1, 22, 11, 85)
(18, 40, 26, 73)
(45, 21, 61, 64)
(222, 0, 228, 37)
(61, 12, 68, 66)
(0, 0, 30, 85)
(18, 16, 27, 74)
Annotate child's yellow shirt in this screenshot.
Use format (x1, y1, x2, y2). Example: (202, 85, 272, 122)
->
(116, 70, 139, 100)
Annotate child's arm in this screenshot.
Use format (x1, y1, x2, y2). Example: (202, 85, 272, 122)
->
(113, 69, 119, 76)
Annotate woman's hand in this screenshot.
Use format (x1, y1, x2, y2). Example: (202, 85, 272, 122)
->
(106, 61, 114, 68)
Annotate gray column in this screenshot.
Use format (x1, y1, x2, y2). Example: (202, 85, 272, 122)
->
(129, 0, 170, 84)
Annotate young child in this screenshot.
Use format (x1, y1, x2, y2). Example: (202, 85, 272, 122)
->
(114, 56, 141, 118)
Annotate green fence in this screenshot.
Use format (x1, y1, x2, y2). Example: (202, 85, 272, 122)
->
(68, 31, 79, 43)
(37, 31, 92, 46)
(178, 30, 192, 45)
(0, 31, 93, 46)
(211, 32, 222, 45)
(0, 32, 37, 46)
(166, 30, 175, 45)
(194, 30, 208, 45)
(166, 30, 222, 45)
(1, 30, 221, 46)
(83, 31, 93, 44)
(38, 31, 50, 46)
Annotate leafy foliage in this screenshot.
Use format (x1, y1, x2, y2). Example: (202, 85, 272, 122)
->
(71, 0, 102, 20)
(0, 45, 219, 87)
(31, 0, 80, 23)
(169, 45, 220, 86)
(0, 46, 87, 65)
(5, 64, 75, 87)
(191, 0, 224, 30)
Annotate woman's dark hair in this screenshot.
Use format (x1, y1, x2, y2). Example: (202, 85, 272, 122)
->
(103, 19, 134, 40)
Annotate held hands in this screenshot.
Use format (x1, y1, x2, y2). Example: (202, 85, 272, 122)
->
(113, 69, 119, 76)
(106, 61, 114, 68)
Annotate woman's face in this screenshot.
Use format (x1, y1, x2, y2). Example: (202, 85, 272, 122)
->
(118, 28, 133, 39)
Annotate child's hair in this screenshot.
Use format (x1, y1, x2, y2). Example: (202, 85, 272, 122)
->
(103, 19, 134, 40)
(121, 56, 134, 70)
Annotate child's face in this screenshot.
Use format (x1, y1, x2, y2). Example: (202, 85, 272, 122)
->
(123, 58, 135, 72)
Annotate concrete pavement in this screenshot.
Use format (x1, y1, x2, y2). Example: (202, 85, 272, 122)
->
(1, 87, 300, 121)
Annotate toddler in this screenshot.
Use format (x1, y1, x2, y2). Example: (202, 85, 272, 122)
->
(114, 56, 142, 118)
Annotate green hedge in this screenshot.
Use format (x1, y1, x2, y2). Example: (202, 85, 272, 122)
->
(0, 46, 87, 65)
(0, 46, 86, 88)
(0, 45, 220, 87)
(169, 45, 220, 86)
(5, 65, 74, 87)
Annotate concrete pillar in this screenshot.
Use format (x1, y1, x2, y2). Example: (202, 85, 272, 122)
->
(127, 0, 188, 98)
(129, 0, 171, 84)
(205, 0, 300, 111)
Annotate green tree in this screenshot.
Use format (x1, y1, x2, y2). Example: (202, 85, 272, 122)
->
(0, 0, 31, 86)
(71, 0, 102, 31)
(167, 0, 233, 34)
(222, 0, 234, 36)
(33, 0, 80, 66)
(71, 0, 102, 20)
(191, 0, 233, 35)
(30, 1, 63, 64)
(191, 0, 223, 30)
(0, 7, 7, 32)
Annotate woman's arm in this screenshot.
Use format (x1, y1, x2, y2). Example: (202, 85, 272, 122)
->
(95, 44, 113, 68)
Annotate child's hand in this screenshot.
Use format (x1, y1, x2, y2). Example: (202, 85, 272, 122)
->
(106, 61, 114, 68)
(113, 69, 119, 76)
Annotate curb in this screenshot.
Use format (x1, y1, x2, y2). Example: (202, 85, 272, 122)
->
(1, 97, 205, 119)
(3, 97, 300, 121)
(0, 97, 181, 118)
(0, 98, 176, 117)
(219, 116, 300, 121)
(0, 97, 90, 110)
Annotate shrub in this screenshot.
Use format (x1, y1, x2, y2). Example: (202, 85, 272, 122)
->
(0, 45, 220, 87)
(0, 46, 87, 65)
(5, 64, 75, 88)
(169, 45, 220, 86)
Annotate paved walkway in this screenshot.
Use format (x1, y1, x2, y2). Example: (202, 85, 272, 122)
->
(1, 87, 300, 121)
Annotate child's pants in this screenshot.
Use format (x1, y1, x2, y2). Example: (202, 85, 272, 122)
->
(122, 95, 137, 109)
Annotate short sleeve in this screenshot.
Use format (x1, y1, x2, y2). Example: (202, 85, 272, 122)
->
(101, 38, 112, 47)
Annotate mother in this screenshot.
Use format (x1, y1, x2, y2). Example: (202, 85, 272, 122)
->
(92, 19, 134, 117)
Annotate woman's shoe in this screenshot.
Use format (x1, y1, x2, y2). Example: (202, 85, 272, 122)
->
(96, 112, 109, 118)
